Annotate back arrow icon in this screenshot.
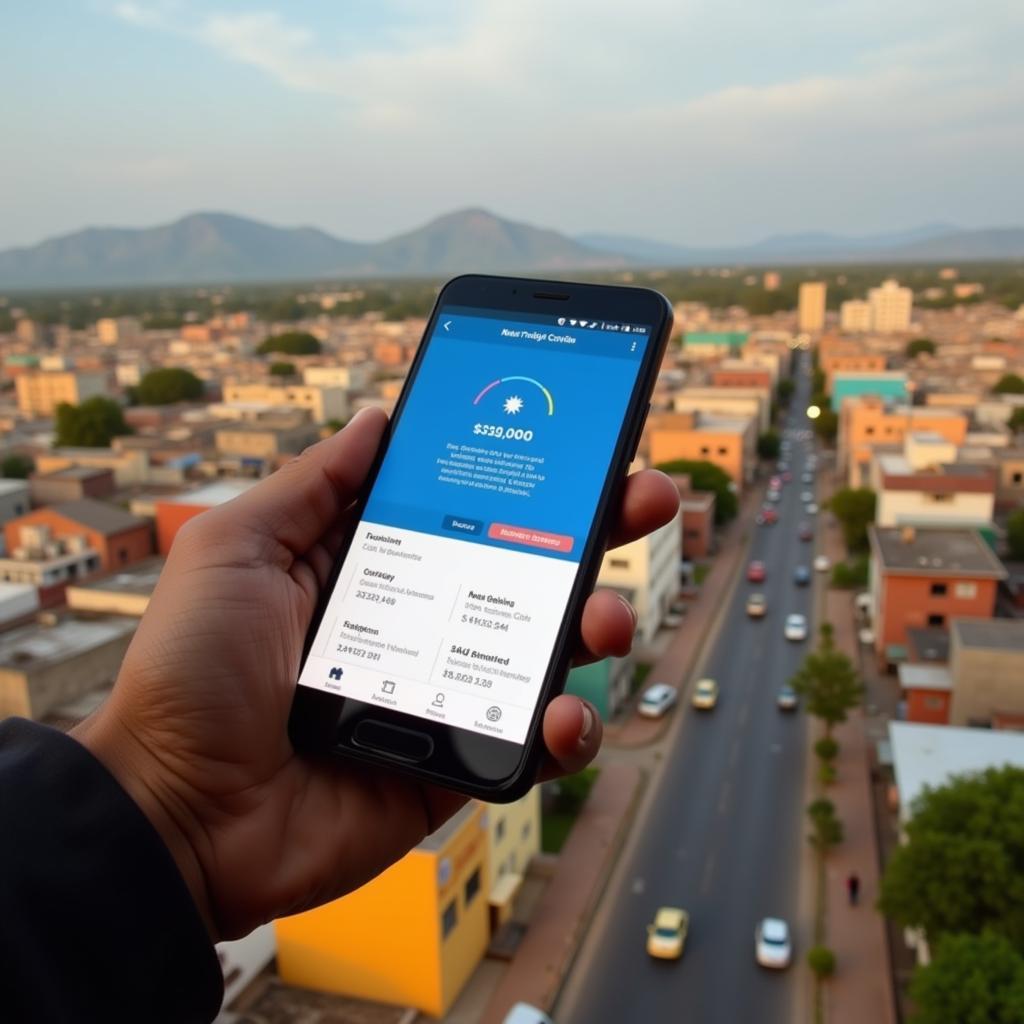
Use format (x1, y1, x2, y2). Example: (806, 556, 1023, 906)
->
(443, 320, 452, 331)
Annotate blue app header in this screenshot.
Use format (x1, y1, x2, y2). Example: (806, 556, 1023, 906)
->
(362, 306, 649, 562)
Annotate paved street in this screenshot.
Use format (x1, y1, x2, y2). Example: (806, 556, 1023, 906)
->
(557, 362, 818, 1024)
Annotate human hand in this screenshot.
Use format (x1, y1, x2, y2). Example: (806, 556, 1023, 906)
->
(73, 408, 679, 941)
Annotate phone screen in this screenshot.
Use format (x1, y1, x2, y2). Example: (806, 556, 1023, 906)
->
(296, 304, 651, 744)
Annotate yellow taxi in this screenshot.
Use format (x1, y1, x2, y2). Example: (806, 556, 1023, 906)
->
(646, 906, 689, 959)
(692, 678, 719, 710)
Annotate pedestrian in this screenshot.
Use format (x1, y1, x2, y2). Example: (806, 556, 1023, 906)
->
(847, 872, 861, 906)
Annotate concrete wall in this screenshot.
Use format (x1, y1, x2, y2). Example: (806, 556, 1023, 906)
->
(950, 642, 1024, 728)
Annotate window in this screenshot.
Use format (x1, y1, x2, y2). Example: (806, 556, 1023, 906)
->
(924, 696, 945, 711)
(521, 821, 532, 840)
(954, 582, 977, 599)
(928, 493, 953, 503)
(495, 818, 505, 842)
(118, 547, 128, 564)
(927, 613, 945, 627)
(865, 426, 875, 436)
(1013, 472, 1022, 485)
(930, 583, 948, 597)
(700, 446, 710, 456)
(464, 868, 481, 906)
(609, 558, 630, 569)
(717, 446, 728, 455)
(441, 900, 457, 939)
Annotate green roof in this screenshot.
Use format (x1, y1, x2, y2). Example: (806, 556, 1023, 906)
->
(682, 331, 748, 348)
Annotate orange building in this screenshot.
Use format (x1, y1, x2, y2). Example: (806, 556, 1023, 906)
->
(4, 499, 152, 571)
(820, 351, 888, 391)
(711, 366, 773, 390)
(647, 411, 754, 488)
(898, 663, 952, 725)
(868, 526, 1006, 670)
(840, 398, 968, 487)
(153, 480, 257, 555)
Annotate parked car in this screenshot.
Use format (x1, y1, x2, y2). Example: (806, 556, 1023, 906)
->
(769, 475, 782, 490)
(647, 906, 689, 959)
(793, 565, 811, 586)
(784, 614, 808, 641)
(798, 522, 813, 542)
(777, 685, 799, 711)
(755, 917, 793, 968)
(756, 506, 778, 526)
(639, 683, 678, 718)
(746, 593, 768, 618)
(800, 490, 814, 503)
(813, 555, 831, 573)
(805, 502, 819, 515)
(801, 472, 814, 484)
(504, 1005, 556, 1024)
(766, 488, 782, 503)
(747, 560, 767, 583)
(692, 678, 720, 710)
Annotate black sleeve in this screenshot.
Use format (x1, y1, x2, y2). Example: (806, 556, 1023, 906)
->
(0, 718, 224, 1023)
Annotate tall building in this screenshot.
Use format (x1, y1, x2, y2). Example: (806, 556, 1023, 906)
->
(96, 317, 141, 345)
(868, 279, 913, 333)
(840, 299, 872, 333)
(15, 371, 108, 417)
(797, 282, 827, 332)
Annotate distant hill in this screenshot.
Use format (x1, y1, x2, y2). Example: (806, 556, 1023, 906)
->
(0, 209, 622, 289)
(1, 210, 1022, 290)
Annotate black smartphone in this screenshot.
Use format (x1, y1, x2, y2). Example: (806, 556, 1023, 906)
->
(289, 274, 673, 801)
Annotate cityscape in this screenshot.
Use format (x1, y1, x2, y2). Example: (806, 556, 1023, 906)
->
(2, 4, 1024, 1024)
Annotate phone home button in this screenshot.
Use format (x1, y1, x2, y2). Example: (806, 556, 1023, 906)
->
(352, 719, 434, 762)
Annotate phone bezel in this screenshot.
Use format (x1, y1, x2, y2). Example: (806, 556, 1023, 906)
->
(288, 274, 673, 801)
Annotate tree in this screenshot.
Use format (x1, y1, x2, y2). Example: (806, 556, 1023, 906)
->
(993, 373, 1024, 395)
(879, 766, 1024, 947)
(269, 361, 297, 377)
(807, 945, 836, 979)
(790, 624, 863, 739)
(1009, 407, 1024, 435)
(1009, 509, 1024, 561)
(654, 458, 738, 524)
(757, 430, 781, 460)
(54, 397, 132, 448)
(807, 797, 843, 851)
(777, 378, 795, 405)
(828, 487, 877, 552)
(812, 406, 838, 443)
(257, 331, 321, 356)
(1, 453, 34, 479)
(906, 337, 936, 359)
(136, 367, 204, 405)
(909, 932, 1024, 1024)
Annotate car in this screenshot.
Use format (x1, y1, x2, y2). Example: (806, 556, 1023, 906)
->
(769, 475, 782, 490)
(766, 489, 782, 503)
(814, 555, 831, 573)
(663, 610, 685, 629)
(800, 490, 814, 503)
(793, 566, 811, 586)
(801, 472, 814, 484)
(777, 685, 798, 711)
(755, 917, 792, 968)
(503, 1005, 556, 1024)
(805, 502, 819, 515)
(756, 506, 778, 526)
(746, 592, 768, 618)
(747, 560, 767, 582)
(639, 683, 678, 718)
(692, 678, 719, 709)
(776, 460, 789, 472)
(798, 522, 813, 542)
(782, 470, 793, 482)
(647, 906, 689, 959)
(784, 613, 808, 641)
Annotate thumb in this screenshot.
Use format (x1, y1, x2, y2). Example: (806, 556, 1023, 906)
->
(215, 406, 388, 554)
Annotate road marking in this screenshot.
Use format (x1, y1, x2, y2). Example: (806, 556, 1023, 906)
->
(631, 877, 645, 895)
(717, 780, 732, 815)
(737, 703, 750, 727)
(729, 738, 741, 767)
(700, 854, 717, 894)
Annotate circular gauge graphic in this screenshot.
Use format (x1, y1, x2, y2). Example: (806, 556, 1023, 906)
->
(472, 375, 555, 417)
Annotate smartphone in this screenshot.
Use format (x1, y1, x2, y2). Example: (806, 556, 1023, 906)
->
(289, 274, 673, 801)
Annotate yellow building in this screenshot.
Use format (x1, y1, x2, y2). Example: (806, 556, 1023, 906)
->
(16, 371, 108, 417)
(798, 281, 827, 333)
(222, 382, 349, 424)
(486, 788, 541, 931)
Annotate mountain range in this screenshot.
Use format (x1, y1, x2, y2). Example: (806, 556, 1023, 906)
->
(1, 209, 1022, 289)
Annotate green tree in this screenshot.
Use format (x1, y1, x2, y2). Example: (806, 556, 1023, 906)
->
(828, 487, 877, 552)
(909, 932, 1024, 1024)
(257, 331, 321, 356)
(906, 337, 936, 359)
(1008, 407, 1024, 435)
(879, 766, 1024, 947)
(777, 378, 795, 405)
(790, 624, 863, 739)
(654, 458, 737, 524)
(807, 945, 836, 979)
(54, 397, 133, 448)
(757, 430, 781, 460)
(807, 797, 844, 851)
(812, 406, 838, 443)
(1009, 509, 1024, 561)
(269, 361, 297, 377)
(136, 367, 204, 405)
(993, 373, 1024, 395)
(1, 453, 34, 479)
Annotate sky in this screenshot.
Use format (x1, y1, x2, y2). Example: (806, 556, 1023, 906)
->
(1, 0, 1022, 250)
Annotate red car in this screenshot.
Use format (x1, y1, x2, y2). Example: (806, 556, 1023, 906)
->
(747, 560, 767, 583)
(757, 506, 778, 526)
(798, 522, 813, 542)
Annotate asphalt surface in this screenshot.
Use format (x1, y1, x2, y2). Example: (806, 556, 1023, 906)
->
(557, 361, 818, 1024)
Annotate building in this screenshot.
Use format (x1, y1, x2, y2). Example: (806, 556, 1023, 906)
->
(867, 279, 913, 333)
(302, 365, 370, 390)
(597, 509, 681, 645)
(0, 529, 101, 606)
(680, 331, 748, 359)
(898, 662, 953, 725)
(222, 382, 349, 424)
(0, 582, 40, 629)
(798, 282, 827, 333)
(868, 526, 1007, 668)
(648, 411, 756, 489)
(994, 448, 1024, 509)
(486, 790, 541, 932)
(948, 619, 1024, 729)
(29, 467, 116, 506)
(276, 803, 489, 1017)
(65, 557, 164, 617)
(839, 299, 873, 333)
(830, 371, 908, 413)
(153, 480, 257, 555)
(0, 616, 137, 720)
(0, 480, 30, 530)
(15, 371, 108, 417)
(710, 361, 773, 390)
(819, 350, 888, 392)
(214, 417, 319, 462)
(671, 387, 772, 433)
(96, 317, 141, 345)
(35, 447, 152, 487)
(566, 656, 635, 721)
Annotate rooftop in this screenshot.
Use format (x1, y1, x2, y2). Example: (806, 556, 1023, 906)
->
(870, 526, 1007, 578)
(417, 801, 479, 852)
(906, 627, 951, 663)
(889, 721, 1024, 818)
(898, 663, 953, 691)
(49, 498, 148, 535)
(952, 618, 1024, 653)
(157, 479, 257, 508)
(35, 466, 112, 482)
(0, 479, 28, 496)
(69, 557, 165, 598)
(0, 616, 137, 672)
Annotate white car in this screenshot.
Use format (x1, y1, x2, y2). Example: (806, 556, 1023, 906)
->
(503, 1005, 555, 1024)
(805, 502, 819, 515)
(755, 917, 792, 968)
(813, 555, 831, 573)
(638, 683, 678, 718)
(800, 490, 814, 503)
(784, 614, 808, 641)
(663, 610, 685, 629)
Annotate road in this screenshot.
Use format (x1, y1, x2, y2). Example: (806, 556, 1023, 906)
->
(557, 359, 818, 1024)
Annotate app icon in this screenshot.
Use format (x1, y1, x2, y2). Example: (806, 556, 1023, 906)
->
(486, 706, 502, 722)
(328, 666, 343, 681)
(432, 692, 446, 707)
(381, 680, 396, 694)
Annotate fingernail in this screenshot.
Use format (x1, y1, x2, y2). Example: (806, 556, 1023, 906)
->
(579, 703, 595, 743)
(617, 593, 638, 629)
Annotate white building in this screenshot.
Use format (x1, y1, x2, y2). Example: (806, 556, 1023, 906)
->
(597, 508, 682, 645)
(868, 279, 913, 333)
(672, 387, 772, 433)
(222, 383, 349, 424)
(302, 365, 370, 391)
(96, 317, 141, 345)
(840, 299, 872, 333)
(0, 480, 30, 528)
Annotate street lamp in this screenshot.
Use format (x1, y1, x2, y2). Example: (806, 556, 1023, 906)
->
(806, 404, 821, 420)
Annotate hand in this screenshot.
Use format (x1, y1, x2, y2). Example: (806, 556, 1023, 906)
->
(73, 408, 679, 941)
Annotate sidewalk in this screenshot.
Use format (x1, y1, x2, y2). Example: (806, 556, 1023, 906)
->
(605, 485, 761, 748)
(479, 761, 644, 1024)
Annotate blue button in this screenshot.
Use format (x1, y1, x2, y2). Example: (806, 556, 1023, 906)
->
(442, 514, 483, 535)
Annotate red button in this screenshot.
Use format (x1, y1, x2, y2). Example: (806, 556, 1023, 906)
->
(488, 523, 574, 553)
